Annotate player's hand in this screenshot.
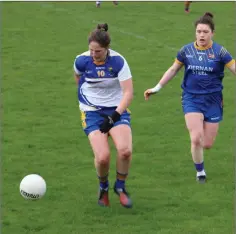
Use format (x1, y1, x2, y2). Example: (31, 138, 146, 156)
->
(144, 89, 157, 100)
(99, 111, 121, 133)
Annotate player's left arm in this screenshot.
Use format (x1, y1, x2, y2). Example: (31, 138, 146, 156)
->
(220, 47, 236, 75)
(116, 59, 133, 115)
(116, 78, 133, 115)
(226, 60, 236, 75)
(99, 58, 133, 134)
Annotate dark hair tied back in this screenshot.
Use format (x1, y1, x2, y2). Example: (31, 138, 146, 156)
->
(204, 12, 214, 19)
(195, 12, 215, 31)
(88, 23, 110, 48)
(97, 23, 109, 32)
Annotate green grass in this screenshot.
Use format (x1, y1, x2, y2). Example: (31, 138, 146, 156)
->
(2, 2, 235, 234)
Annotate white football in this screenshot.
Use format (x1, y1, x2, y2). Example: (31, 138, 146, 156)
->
(20, 174, 46, 200)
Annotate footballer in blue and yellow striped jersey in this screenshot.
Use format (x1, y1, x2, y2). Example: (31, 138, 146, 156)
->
(176, 40, 234, 96)
(144, 12, 235, 183)
(73, 23, 133, 208)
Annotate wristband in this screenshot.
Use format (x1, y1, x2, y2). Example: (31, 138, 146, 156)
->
(150, 83, 162, 93)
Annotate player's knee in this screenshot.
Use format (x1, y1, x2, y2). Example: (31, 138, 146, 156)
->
(203, 141, 214, 149)
(117, 147, 132, 160)
(190, 132, 203, 147)
(96, 153, 110, 166)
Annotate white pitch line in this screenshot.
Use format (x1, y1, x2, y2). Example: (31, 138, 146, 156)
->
(91, 20, 179, 52)
(40, 3, 179, 52)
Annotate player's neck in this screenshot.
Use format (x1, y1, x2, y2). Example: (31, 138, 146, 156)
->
(195, 40, 213, 50)
(93, 50, 109, 64)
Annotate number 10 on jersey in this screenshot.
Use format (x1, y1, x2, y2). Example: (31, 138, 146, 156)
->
(97, 70, 105, 77)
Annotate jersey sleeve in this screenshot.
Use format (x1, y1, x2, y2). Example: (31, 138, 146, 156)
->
(220, 47, 235, 68)
(117, 57, 132, 81)
(175, 46, 185, 64)
(73, 55, 86, 75)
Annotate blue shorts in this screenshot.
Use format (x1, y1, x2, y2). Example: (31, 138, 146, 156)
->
(181, 91, 223, 123)
(80, 108, 131, 136)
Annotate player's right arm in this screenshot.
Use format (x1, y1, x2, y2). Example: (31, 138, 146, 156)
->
(73, 55, 86, 86)
(144, 61, 183, 100)
(144, 47, 185, 100)
(156, 61, 183, 87)
(74, 73, 80, 86)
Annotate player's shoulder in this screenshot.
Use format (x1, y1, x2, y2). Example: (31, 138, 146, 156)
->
(75, 50, 91, 61)
(213, 42, 227, 51)
(108, 49, 127, 69)
(109, 49, 125, 60)
(177, 42, 194, 55)
(212, 42, 230, 57)
(74, 51, 91, 71)
(74, 51, 91, 69)
(182, 42, 195, 50)
(212, 41, 223, 48)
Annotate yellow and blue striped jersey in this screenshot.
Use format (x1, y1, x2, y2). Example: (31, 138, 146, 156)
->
(176, 41, 235, 94)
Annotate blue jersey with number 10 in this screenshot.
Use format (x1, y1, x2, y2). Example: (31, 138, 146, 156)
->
(176, 41, 235, 94)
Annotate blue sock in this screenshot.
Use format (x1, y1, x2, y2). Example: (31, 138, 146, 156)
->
(195, 162, 204, 172)
(100, 181, 109, 190)
(115, 179, 125, 189)
(98, 174, 109, 190)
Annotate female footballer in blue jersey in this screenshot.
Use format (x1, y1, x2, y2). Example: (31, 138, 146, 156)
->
(73, 23, 133, 208)
(144, 12, 235, 183)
